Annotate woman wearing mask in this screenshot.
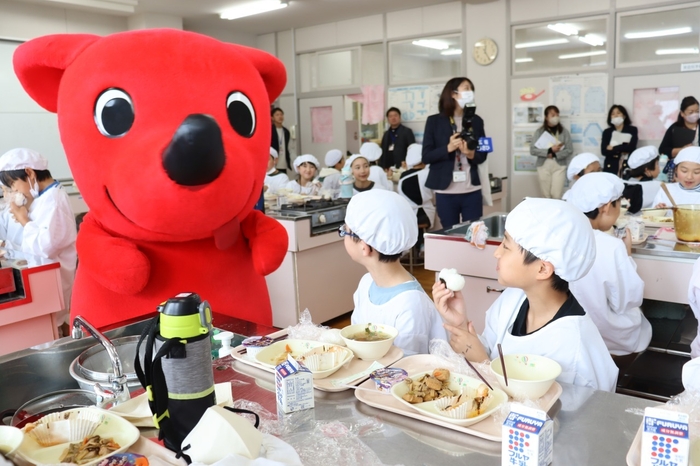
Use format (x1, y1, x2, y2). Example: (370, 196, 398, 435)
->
(600, 105, 638, 176)
(659, 96, 700, 178)
(530, 105, 574, 199)
(422, 77, 487, 230)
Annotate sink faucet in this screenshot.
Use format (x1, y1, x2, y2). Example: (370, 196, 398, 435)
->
(71, 315, 130, 404)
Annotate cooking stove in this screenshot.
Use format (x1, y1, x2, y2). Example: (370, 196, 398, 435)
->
(278, 198, 349, 235)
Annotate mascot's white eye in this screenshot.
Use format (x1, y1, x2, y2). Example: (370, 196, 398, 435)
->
(94, 88, 134, 137)
(226, 91, 255, 138)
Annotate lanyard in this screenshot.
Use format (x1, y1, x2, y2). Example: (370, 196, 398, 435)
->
(449, 117, 463, 171)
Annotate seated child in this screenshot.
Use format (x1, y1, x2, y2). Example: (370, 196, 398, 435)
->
(286, 154, 321, 195)
(319, 149, 344, 192)
(561, 152, 600, 201)
(398, 143, 434, 229)
(360, 142, 393, 190)
(263, 147, 290, 194)
(345, 154, 388, 195)
(567, 172, 651, 359)
(344, 189, 446, 355)
(622, 146, 661, 209)
(433, 197, 618, 391)
(0, 148, 77, 326)
(654, 146, 700, 208)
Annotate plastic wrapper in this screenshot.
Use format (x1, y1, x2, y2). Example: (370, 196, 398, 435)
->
(286, 310, 346, 346)
(464, 221, 488, 250)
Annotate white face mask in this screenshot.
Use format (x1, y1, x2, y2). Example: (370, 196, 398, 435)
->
(29, 178, 39, 198)
(685, 112, 700, 124)
(611, 116, 624, 126)
(548, 116, 560, 126)
(455, 90, 475, 108)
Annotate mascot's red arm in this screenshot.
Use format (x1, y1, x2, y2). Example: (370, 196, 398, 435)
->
(241, 210, 287, 276)
(77, 214, 150, 294)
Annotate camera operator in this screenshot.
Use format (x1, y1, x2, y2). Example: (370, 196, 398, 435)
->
(422, 77, 487, 230)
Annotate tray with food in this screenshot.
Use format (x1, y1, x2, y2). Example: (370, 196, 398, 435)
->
(354, 354, 562, 442)
(230, 329, 404, 392)
(641, 209, 674, 228)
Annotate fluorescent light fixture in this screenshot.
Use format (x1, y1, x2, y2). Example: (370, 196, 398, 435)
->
(656, 47, 700, 55)
(36, 0, 137, 14)
(624, 27, 692, 39)
(220, 0, 287, 20)
(558, 50, 607, 59)
(515, 38, 569, 49)
(578, 34, 606, 47)
(441, 49, 463, 56)
(514, 57, 533, 63)
(547, 23, 579, 36)
(412, 39, 450, 50)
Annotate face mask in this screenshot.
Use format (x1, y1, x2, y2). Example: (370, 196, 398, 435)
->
(611, 116, 624, 126)
(29, 178, 39, 198)
(548, 116, 560, 126)
(685, 112, 700, 124)
(456, 90, 475, 108)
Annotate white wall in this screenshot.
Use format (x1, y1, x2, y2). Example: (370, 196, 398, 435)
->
(510, 0, 610, 23)
(295, 14, 383, 53)
(386, 2, 462, 39)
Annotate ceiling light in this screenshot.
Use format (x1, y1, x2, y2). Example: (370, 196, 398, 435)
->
(515, 38, 569, 49)
(440, 49, 463, 56)
(578, 34, 606, 47)
(624, 27, 692, 39)
(514, 58, 533, 63)
(547, 23, 579, 36)
(412, 39, 450, 50)
(558, 50, 607, 59)
(656, 47, 699, 55)
(220, 0, 287, 20)
(34, 0, 137, 14)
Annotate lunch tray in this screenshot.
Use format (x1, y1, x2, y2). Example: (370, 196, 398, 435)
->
(229, 329, 404, 392)
(354, 354, 562, 442)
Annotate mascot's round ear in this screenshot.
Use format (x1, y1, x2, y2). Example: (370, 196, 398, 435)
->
(13, 34, 101, 113)
(236, 45, 287, 104)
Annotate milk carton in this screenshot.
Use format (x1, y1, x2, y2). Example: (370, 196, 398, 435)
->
(641, 407, 689, 466)
(275, 354, 314, 414)
(502, 404, 553, 466)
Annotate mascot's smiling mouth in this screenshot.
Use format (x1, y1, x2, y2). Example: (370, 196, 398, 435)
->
(104, 187, 240, 249)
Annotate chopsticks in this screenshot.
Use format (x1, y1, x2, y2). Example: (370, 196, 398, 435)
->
(498, 343, 509, 387)
(237, 334, 288, 355)
(463, 357, 494, 391)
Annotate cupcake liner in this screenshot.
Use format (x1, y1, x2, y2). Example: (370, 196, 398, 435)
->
(435, 395, 474, 420)
(27, 410, 104, 446)
(29, 420, 71, 446)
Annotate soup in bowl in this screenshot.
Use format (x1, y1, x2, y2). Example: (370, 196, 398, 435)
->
(340, 323, 398, 360)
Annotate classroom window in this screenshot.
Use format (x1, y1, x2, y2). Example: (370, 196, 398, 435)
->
(512, 17, 608, 74)
(388, 34, 462, 85)
(299, 48, 360, 93)
(617, 4, 700, 67)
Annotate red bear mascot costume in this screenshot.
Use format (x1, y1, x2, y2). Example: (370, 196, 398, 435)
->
(13, 29, 288, 328)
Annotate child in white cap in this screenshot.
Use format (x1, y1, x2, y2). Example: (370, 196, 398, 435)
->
(360, 142, 393, 190)
(0, 148, 77, 328)
(319, 149, 345, 192)
(623, 146, 661, 209)
(263, 147, 290, 194)
(561, 152, 601, 201)
(397, 144, 435, 229)
(343, 189, 446, 355)
(345, 154, 388, 195)
(433, 197, 618, 391)
(286, 154, 321, 195)
(654, 146, 700, 208)
(567, 172, 651, 364)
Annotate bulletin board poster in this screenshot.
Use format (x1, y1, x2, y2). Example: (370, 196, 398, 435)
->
(550, 74, 609, 156)
(632, 86, 680, 142)
(387, 84, 444, 122)
(514, 153, 538, 172)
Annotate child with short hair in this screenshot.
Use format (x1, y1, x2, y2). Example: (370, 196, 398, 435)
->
(319, 149, 344, 192)
(286, 154, 321, 195)
(623, 146, 661, 209)
(360, 142, 393, 190)
(567, 172, 651, 362)
(562, 152, 601, 201)
(345, 154, 388, 195)
(263, 147, 289, 194)
(344, 189, 446, 355)
(654, 146, 700, 207)
(433, 197, 618, 391)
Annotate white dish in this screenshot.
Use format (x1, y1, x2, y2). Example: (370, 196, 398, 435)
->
(340, 323, 398, 360)
(254, 340, 353, 379)
(391, 370, 507, 427)
(490, 354, 561, 400)
(17, 407, 139, 466)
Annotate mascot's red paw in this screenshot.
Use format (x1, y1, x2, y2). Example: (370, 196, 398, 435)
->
(14, 29, 288, 328)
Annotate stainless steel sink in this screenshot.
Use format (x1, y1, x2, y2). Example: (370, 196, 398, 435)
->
(444, 212, 507, 240)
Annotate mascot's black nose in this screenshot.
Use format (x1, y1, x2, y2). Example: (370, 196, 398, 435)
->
(162, 114, 225, 186)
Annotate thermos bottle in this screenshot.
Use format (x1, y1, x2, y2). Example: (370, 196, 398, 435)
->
(135, 293, 216, 453)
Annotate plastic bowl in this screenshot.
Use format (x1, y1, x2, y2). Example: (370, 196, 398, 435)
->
(490, 354, 561, 400)
(0, 426, 24, 457)
(340, 323, 398, 360)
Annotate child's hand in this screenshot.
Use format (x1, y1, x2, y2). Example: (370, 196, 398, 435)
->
(444, 321, 478, 354)
(432, 280, 468, 328)
(9, 202, 29, 226)
(623, 227, 632, 256)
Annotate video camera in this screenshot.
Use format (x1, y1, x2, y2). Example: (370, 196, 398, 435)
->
(458, 104, 478, 151)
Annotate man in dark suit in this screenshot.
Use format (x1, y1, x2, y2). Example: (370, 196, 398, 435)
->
(380, 107, 416, 170)
(271, 107, 291, 173)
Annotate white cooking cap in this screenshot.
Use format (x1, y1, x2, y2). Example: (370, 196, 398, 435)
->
(567, 172, 624, 214)
(627, 146, 658, 169)
(293, 154, 320, 173)
(405, 144, 423, 169)
(674, 146, 700, 166)
(325, 149, 343, 167)
(505, 198, 595, 282)
(345, 189, 418, 255)
(566, 152, 600, 181)
(345, 154, 368, 169)
(269, 147, 278, 159)
(359, 142, 382, 162)
(0, 148, 49, 172)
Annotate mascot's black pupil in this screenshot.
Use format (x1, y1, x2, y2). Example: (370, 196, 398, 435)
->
(227, 100, 254, 137)
(102, 99, 134, 136)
